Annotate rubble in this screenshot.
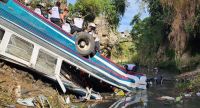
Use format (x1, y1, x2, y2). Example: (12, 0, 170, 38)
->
(0, 62, 68, 107)
(157, 96, 175, 101)
(196, 92, 200, 96)
(0, 62, 113, 107)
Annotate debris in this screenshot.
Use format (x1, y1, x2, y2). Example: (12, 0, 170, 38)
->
(17, 98, 35, 107)
(38, 94, 52, 108)
(82, 87, 92, 100)
(184, 93, 192, 97)
(175, 96, 183, 103)
(0, 64, 68, 107)
(14, 84, 21, 99)
(4, 105, 16, 108)
(65, 96, 71, 104)
(94, 92, 103, 100)
(114, 88, 125, 96)
(196, 92, 200, 96)
(157, 96, 175, 101)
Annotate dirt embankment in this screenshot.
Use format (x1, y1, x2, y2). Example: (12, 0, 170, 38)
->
(175, 68, 200, 92)
(0, 62, 67, 108)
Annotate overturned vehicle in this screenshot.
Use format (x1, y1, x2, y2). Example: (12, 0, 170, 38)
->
(0, 0, 147, 99)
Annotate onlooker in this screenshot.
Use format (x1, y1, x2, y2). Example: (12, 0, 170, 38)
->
(124, 64, 137, 74)
(62, 19, 71, 33)
(61, 7, 69, 22)
(70, 13, 84, 34)
(73, 13, 84, 29)
(95, 36, 100, 52)
(61, 7, 71, 33)
(46, 7, 52, 21)
(86, 23, 95, 35)
(50, 1, 62, 27)
(34, 4, 42, 15)
(87, 23, 100, 52)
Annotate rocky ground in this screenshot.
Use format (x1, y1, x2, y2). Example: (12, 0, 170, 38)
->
(0, 61, 69, 108)
(0, 61, 117, 108)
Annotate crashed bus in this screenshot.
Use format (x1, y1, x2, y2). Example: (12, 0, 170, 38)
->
(0, 0, 147, 99)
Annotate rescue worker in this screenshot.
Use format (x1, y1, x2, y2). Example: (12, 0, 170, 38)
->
(50, 1, 62, 27)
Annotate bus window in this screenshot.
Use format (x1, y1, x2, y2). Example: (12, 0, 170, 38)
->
(35, 49, 57, 75)
(6, 35, 34, 61)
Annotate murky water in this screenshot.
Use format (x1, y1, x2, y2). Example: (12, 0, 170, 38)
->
(90, 81, 200, 108)
(73, 70, 200, 108)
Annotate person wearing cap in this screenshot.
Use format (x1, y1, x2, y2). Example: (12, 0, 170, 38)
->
(50, 1, 62, 27)
(87, 23, 95, 33)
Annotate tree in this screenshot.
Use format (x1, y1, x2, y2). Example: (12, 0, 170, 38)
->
(130, 0, 172, 66)
(70, 0, 127, 29)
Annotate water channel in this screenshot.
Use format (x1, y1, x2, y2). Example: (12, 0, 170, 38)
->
(74, 70, 200, 108)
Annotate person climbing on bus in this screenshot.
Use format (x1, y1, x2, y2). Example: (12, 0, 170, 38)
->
(50, 1, 62, 27)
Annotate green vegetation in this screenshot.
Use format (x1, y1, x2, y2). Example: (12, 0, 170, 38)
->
(112, 41, 138, 63)
(129, 0, 200, 71)
(130, 0, 172, 67)
(69, 0, 127, 29)
(176, 72, 200, 92)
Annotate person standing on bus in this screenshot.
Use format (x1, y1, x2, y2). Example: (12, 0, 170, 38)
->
(50, 1, 62, 27)
(34, 4, 42, 16)
(86, 23, 100, 52)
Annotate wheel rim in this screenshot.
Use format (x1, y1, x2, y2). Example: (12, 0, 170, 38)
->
(78, 39, 90, 51)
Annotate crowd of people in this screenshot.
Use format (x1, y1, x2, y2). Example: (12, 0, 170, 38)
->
(28, 1, 100, 53)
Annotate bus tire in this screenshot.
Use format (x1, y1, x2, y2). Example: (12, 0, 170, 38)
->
(75, 32, 95, 56)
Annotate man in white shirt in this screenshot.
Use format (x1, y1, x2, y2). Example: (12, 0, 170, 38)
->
(34, 4, 42, 15)
(50, 1, 62, 27)
(88, 23, 100, 52)
(124, 64, 138, 74)
(61, 8, 71, 33)
(73, 14, 84, 29)
(62, 22, 71, 33)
